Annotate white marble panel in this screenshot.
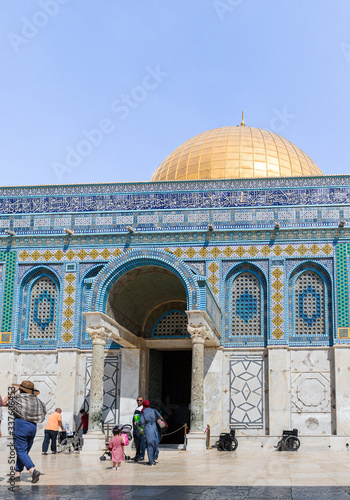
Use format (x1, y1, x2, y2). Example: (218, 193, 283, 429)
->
(292, 412, 331, 435)
(334, 347, 350, 435)
(119, 349, 140, 425)
(291, 349, 330, 373)
(268, 348, 290, 434)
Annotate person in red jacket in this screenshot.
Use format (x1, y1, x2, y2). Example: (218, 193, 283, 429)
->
(77, 409, 89, 434)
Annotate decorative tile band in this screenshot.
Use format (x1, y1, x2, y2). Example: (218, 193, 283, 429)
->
(336, 244, 348, 328)
(17, 243, 333, 265)
(0, 251, 16, 337)
(270, 264, 285, 340)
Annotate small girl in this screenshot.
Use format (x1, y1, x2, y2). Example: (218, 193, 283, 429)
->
(108, 427, 126, 470)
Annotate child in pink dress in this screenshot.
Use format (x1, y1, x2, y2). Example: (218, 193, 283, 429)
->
(108, 427, 125, 470)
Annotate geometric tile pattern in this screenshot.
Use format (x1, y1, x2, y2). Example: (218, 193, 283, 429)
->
(295, 271, 325, 336)
(0, 250, 16, 340)
(28, 277, 57, 338)
(231, 272, 261, 336)
(230, 354, 264, 429)
(336, 243, 348, 328)
(17, 243, 333, 263)
(61, 272, 76, 343)
(152, 310, 189, 337)
(207, 261, 220, 295)
(84, 356, 119, 425)
(271, 265, 285, 340)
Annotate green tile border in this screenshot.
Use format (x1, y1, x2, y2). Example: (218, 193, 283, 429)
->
(0, 251, 16, 334)
(336, 243, 348, 328)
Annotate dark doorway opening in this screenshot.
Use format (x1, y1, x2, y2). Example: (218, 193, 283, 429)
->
(149, 350, 191, 444)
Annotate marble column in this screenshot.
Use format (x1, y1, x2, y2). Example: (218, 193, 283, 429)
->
(82, 326, 108, 451)
(186, 325, 207, 451)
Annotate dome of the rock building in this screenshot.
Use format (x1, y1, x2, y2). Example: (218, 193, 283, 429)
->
(151, 125, 323, 181)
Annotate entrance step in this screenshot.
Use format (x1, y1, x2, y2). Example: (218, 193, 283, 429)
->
(158, 444, 186, 456)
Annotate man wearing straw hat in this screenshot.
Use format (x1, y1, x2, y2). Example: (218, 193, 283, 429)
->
(3, 380, 46, 483)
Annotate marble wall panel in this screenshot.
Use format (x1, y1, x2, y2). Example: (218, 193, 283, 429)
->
(290, 348, 332, 435)
(204, 348, 223, 437)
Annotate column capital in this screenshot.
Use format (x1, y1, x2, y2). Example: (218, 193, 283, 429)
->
(87, 326, 108, 345)
(188, 324, 208, 344)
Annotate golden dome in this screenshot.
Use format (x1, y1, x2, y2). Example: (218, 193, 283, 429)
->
(151, 126, 323, 181)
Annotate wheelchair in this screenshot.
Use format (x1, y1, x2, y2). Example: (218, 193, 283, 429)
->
(275, 428, 300, 452)
(216, 429, 238, 451)
(59, 432, 83, 454)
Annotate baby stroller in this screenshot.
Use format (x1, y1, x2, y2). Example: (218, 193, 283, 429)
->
(100, 424, 133, 461)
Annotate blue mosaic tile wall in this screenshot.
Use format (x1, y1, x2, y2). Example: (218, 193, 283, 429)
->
(0, 176, 348, 349)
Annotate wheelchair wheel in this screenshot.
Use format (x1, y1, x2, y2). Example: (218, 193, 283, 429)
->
(231, 437, 238, 451)
(285, 436, 300, 451)
(61, 439, 75, 454)
(222, 436, 234, 451)
(216, 440, 225, 451)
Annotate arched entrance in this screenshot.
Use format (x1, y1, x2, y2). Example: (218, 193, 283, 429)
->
(106, 265, 192, 443)
(84, 250, 220, 451)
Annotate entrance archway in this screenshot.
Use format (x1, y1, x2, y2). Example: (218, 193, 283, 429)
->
(105, 263, 193, 441)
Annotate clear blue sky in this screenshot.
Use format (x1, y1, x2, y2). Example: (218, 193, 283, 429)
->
(1, 0, 350, 186)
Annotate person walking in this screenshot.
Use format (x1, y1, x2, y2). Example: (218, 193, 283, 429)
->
(42, 408, 64, 455)
(140, 400, 161, 466)
(108, 426, 126, 470)
(77, 409, 89, 434)
(132, 396, 146, 461)
(3, 380, 46, 483)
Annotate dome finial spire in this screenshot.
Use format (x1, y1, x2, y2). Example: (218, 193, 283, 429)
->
(241, 110, 245, 127)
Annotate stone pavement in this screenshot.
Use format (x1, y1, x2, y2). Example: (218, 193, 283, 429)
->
(1, 447, 350, 499)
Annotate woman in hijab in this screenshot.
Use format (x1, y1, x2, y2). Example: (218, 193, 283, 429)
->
(139, 400, 161, 466)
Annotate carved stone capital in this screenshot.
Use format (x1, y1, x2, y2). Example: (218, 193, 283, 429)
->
(86, 326, 108, 345)
(187, 324, 208, 344)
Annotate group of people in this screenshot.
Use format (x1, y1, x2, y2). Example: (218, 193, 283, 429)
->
(0, 380, 163, 482)
(107, 396, 164, 470)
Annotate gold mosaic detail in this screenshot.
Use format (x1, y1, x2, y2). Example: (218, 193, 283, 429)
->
(65, 273, 76, 284)
(64, 296, 75, 306)
(19, 251, 30, 261)
(273, 328, 284, 340)
(18, 243, 333, 264)
(235, 246, 246, 257)
(185, 248, 196, 258)
(42, 250, 53, 261)
(208, 262, 219, 273)
(101, 249, 111, 259)
(89, 249, 99, 260)
(271, 266, 284, 340)
(272, 268, 283, 279)
(77, 249, 88, 260)
(247, 246, 258, 257)
(62, 332, 73, 343)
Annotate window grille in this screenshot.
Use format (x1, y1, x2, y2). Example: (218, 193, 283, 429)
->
(153, 310, 189, 337)
(28, 277, 57, 339)
(231, 272, 261, 336)
(294, 271, 325, 336)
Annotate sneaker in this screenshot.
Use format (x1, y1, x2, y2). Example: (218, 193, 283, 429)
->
(32, 470, 41, 484)
(51, 451, 57, 454)
(111, 467, 116, 470)
(41, 452, 48, 455)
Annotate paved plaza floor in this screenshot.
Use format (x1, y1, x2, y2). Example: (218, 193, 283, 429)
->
(1, 447, 350, 499)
